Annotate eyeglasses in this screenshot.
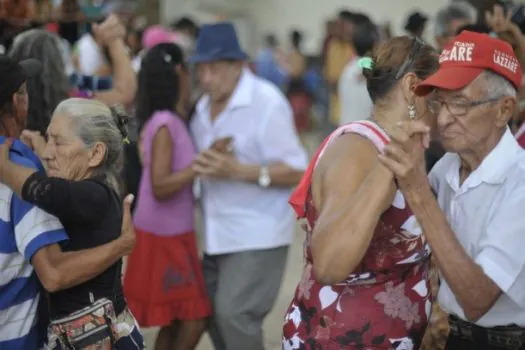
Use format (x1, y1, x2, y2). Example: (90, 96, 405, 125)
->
(427, 97, 501, 116)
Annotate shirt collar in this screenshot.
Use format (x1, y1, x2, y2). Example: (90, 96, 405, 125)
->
(196, 67, 254, 116)
(446, 128, 523, 191)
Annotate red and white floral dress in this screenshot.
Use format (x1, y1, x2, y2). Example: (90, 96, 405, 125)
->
(283, 121, 432, 350)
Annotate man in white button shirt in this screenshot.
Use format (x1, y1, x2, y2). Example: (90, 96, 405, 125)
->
(380, 31, 525, 349)
(189, 23, 308, 350)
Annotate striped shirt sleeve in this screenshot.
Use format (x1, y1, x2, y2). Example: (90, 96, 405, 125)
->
(9, 154, 68, 261)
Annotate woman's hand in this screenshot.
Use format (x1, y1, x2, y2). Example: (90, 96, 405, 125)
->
(21, 130, 46, 157)
(93, 14, 126, 48)
(378, 120, 430, 196)
(118, 194, 136, 256)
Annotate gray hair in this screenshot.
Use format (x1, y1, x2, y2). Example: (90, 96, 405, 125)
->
(54, 98, 129, 194)
(435, 2, 477, 37)
(479, 70, 517, 99)
(9, 29, 70, 134)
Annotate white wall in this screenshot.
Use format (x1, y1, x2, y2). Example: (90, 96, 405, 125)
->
(162, 0, 452, 56)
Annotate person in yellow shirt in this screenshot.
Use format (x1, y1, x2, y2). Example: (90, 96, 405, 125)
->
(324, 11, 372, 126)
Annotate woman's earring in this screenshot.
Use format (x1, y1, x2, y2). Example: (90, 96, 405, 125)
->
(408, 104, 416, 119)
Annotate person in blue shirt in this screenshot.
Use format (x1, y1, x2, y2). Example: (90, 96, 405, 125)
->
(254, 34, 287, 88)
(0, 56, 135, 349)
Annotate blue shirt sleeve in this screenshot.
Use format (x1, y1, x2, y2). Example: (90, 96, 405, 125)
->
(9, 150, 68, 262)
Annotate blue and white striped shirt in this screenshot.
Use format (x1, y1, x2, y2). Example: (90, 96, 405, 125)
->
(0, 139, 68, 349)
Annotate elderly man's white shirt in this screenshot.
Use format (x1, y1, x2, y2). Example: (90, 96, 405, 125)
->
(190, 68, 308, 255)
(430, 128, 525, 327)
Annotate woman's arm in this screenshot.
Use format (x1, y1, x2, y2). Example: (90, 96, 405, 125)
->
(93, 39, 136, 106)
(0, 157, 110, 222)
(150, 126, 195, 201)
(310, 134, 396, 285)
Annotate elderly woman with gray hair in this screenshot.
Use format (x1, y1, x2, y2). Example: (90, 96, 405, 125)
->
(8, 14, 136, 135)
(0, 98, 144, 349)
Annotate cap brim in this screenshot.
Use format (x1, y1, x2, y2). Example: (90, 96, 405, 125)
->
(415, 66, 483, 96)
(19, 58, 42, 78)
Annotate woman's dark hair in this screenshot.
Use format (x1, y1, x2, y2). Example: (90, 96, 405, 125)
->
(135, 43, 185, 131)
(353, 21, 379, 57)
(362, 36, 439, 102)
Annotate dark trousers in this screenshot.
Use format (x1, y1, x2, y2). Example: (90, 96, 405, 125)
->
(446, 315, 525, 350)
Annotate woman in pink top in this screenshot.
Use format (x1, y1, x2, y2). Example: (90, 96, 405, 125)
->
(123, 43, 211, 350)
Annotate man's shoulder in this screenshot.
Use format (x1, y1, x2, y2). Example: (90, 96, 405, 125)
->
(8, 140, 42, 171)
(250, 73, 286, 101)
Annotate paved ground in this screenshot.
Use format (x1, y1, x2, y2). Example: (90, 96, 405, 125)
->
(142, 226, 305, 349)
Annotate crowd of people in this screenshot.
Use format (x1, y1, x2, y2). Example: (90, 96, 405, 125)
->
(0, 0, 525, 349)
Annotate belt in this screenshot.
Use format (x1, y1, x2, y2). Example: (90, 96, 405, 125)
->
(448, 315, 525, 349)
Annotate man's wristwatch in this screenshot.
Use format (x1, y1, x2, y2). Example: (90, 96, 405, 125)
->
(258, 166, 271, 188)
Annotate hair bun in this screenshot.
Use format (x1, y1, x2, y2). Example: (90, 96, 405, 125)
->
(109, 104, 129, 140)
(361, 66, 374, 80)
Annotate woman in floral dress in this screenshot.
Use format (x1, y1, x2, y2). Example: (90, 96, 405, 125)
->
(283, 36, 439, 350)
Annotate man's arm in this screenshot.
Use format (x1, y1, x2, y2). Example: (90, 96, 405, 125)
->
(405, 185, 500, 321)
(236, 98, 308, 186)
(14, 193, 135, 293)
(31, 238, 130, 292)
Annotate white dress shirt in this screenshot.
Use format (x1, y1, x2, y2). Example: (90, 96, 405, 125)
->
(430, 128, 525, 327)
(190, 68, 308, 255)
(338, 58, 373, 125)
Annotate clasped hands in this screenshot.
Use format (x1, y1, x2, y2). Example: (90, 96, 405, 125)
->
(192, 148, 240, 180)
(378, 120, 431, 195)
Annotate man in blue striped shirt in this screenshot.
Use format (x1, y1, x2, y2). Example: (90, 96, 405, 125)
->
(0, 56, 135, 349)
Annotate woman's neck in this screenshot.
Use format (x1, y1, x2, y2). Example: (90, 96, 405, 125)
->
(371, 104, 407, 134)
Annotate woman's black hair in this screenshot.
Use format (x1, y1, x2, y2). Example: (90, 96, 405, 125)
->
(135, 43, 185, 132)
(353, 21, 379, 57)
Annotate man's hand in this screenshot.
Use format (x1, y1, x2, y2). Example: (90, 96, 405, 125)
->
(378, 120, 430, 195)
(21, 130, 46, 157)
(193, 149, 240, 180)
(93, 14, 126, 47)
(118, 194, 136, 256)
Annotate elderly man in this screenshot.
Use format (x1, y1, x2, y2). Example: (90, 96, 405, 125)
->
(380, 31, 525, 350)
(426, 1, 478, 174)
(189, 23, 308, 350)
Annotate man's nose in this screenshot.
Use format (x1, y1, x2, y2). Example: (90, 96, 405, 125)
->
(437, 107, 454, 129)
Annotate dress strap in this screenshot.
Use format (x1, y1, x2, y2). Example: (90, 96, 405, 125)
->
(289, 120, 390, 218)
(315, 120, 389, 168)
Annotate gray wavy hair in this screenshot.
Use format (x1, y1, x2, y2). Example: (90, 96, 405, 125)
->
(9, 29, 70, 134)
(435, 2, 477, 37)
(54, 98, 129, 194)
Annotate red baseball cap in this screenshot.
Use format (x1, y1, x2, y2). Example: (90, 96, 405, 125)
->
(415, 30, 523, 96)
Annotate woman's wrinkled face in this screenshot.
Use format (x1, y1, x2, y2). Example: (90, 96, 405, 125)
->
(42, 113, 93, 180)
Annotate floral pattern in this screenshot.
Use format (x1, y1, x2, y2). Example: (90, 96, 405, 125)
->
(283, 123, 432, 350)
